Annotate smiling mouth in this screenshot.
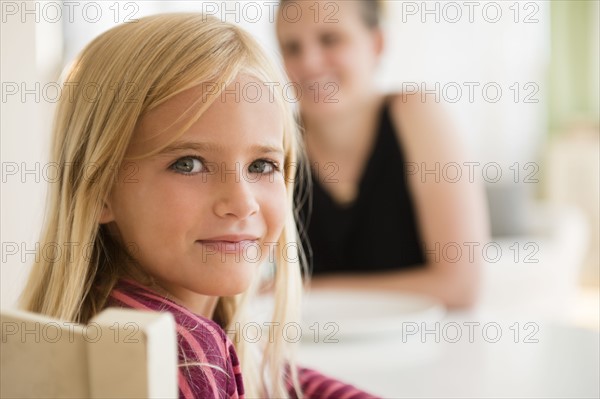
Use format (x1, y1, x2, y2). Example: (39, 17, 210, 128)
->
(196, 239, 259, 253)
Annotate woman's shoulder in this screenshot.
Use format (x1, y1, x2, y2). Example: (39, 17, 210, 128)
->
(384, 91, 466, 162)
(385, 91, 441, 115)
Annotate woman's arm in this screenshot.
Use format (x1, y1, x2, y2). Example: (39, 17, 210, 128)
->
(309, 93, 491, 309)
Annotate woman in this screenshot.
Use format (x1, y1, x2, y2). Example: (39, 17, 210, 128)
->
(276, 0, 490, 308)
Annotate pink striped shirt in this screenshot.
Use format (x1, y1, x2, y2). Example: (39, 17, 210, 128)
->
(106, 278, 379, 399)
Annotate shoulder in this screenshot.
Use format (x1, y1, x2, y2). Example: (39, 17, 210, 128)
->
(387, 91, 448, 117)
(385, 91, 469, 163)
(387, 91, 458, 139)
(106, 278, 236, 362)
(107, 279, 244, 396)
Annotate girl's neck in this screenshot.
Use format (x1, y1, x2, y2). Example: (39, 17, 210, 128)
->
(302, 92, 386, 155)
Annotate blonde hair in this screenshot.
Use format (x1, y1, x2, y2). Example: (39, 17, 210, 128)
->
(20, 13, 307, 398)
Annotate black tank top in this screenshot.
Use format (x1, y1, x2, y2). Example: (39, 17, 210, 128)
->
(297, 98, 426, 275)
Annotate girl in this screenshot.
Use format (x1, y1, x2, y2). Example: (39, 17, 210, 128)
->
(20, 13, 377, 398)
(276, 0, 491, 308)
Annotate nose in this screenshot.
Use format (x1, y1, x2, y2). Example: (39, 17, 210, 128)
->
(296, 43, 325, 79)
(213, 172, 260, 220)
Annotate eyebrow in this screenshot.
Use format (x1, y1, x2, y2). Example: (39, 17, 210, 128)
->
(158, 140, 284, 156)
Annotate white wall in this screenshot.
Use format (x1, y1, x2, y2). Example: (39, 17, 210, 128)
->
(379, 1, 549, 168)
(1, 6, 62, 308)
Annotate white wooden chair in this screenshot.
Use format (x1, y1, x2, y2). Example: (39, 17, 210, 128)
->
(1, 308, 178, 398)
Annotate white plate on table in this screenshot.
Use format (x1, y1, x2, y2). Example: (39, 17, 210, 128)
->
(249, 290, 445, 342)
(299, 290, 446, 341)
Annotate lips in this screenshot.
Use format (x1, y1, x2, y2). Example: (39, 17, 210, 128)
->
(196, 235, 260, 253)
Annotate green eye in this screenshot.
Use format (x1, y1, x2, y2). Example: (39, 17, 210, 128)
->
(249, 160, 277, 174)
(171, 157, 203, 174)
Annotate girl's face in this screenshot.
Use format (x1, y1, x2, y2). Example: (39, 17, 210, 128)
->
(101, 74, 287, 306)
(276, 0, 382, 117)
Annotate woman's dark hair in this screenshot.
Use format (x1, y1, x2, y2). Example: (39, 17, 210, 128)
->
(358, 0, 382, 29)
(280, 0, 382, 29)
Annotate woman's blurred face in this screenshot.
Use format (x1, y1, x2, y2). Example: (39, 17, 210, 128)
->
(276, 0, 382, 117)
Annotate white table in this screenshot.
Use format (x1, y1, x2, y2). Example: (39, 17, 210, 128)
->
(298, 312, 599, 398)
(297, 204, 599, 397)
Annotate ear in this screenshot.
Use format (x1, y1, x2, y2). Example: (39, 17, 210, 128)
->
(372, 27, 385, 59)
(98, 199, 115, 224)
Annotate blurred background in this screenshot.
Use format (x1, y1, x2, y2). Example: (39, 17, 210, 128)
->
(1, 1, 598, 326)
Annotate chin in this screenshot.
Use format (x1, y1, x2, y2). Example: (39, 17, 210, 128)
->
(303, 100, 345, 118)
(211, 263, 259, 296)
(213, 280, 254, 297)
(182, 278, 252, 298)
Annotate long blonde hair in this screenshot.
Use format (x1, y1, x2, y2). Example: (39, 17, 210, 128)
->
(20, 13, 307, 398)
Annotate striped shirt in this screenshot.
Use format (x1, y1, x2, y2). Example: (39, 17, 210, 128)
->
(106, 278, 379, 399)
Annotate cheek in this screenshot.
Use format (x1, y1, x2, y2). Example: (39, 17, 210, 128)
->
(111, 177, 203, 246)
(284, 59, 303, 83)
(259, 180, 288, 239)
(334, 41, 374, 80)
